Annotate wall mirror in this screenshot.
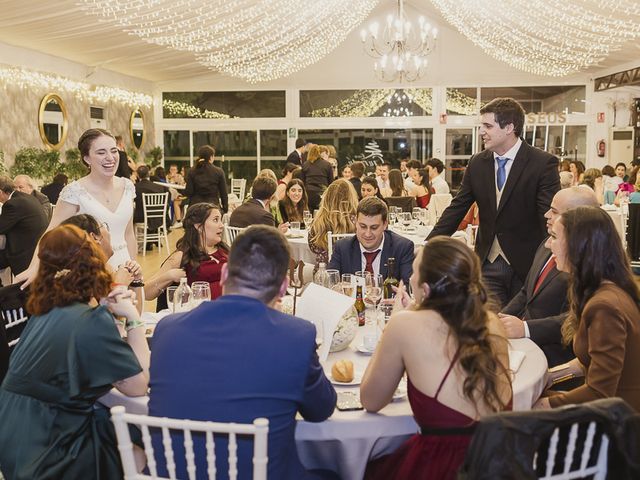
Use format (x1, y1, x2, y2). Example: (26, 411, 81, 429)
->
(38, 93, 68, 150)
(130, 109, 146, 151)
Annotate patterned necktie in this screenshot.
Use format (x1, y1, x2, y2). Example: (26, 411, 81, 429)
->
(363, 250, 381, 275)
(496, 157, 509, 191)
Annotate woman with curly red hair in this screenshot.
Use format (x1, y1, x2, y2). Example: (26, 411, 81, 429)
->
(0, 224, 150, 479)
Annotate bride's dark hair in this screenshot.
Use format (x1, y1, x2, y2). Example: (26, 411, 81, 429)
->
(416, 237, 509, 412)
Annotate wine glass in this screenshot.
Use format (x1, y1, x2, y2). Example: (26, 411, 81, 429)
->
(341, 273, 353, 297)
(412, 207, 423, 226)
(364, 273, 383, 326)
(303, 211, 313, 230)
(399, 212, 412, 231)
(389, 210, 397, 227)
(191, 281, 211, 308)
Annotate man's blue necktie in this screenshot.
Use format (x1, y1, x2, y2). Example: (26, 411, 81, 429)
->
(496, 157, 509, 191)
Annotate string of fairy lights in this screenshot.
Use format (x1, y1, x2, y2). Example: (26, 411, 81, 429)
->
(79, 0, 380, 83)
(0, 65, 152, 107)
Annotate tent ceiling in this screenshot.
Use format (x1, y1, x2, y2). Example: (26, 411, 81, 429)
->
(0, 1, 639, 85)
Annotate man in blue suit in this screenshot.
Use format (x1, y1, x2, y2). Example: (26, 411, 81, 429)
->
(149, 225, 336, 480)
(328, 197, 415, 284)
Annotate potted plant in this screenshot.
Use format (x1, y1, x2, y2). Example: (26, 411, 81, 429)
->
(147, 146, 163, 168)
(63, 148, 88, 180)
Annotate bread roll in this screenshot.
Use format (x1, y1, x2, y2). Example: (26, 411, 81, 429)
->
(331, 360, 354, 383)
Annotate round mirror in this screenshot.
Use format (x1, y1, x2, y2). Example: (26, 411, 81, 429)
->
(130, 109, 146, 151)
(38, 93, 68, 150)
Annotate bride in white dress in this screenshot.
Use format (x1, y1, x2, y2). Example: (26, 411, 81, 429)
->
(16, 129, 137, 284)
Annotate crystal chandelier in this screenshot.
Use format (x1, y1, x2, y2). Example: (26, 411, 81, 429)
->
(383, 91, 415, 117)
(429, 0, 640, 77)
(361, 0, 437, 82)
(79, 0, 380, 83)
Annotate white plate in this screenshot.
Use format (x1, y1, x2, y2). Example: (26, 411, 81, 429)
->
(330, 368, 364, 386)
(356, 344, 375, 355)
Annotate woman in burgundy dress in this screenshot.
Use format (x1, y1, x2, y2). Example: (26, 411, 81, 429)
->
(361, 238, 512, 480)
(145, 202, 228, 310)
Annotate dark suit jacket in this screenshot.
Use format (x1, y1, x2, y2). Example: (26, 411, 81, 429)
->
(32, 190, 52, 219)
(502, 240, 572, 367)
(0, 191, 48, 275)
(40, 182, 64, 205)
(229, 198, 274, 227)
(184, 162, 229, 212)
(133, 179, 167, 228)
(328, 230, 415, 285)
(149, 295, 336, 480)
(427, 141, 560, 281)
(286, 150, 303, 166)
(349, 177, 363, 199)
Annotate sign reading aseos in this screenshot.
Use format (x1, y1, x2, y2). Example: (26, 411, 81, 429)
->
(525, 112, 567, 124)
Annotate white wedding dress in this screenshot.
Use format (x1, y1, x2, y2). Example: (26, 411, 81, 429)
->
(59, 178, 136, 269)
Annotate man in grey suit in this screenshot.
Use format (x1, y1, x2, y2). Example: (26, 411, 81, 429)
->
(499, 186, 599, 367)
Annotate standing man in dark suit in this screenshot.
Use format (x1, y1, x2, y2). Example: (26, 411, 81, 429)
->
(427, 98, 560, 307)
(0, 177, 48, 278)
(499, 186, 599, 367)
(286, 138, 307, 167)
(115, 135, 133, 179)
(133, 165, 167, 231)
(229, 176, 288, 232)
(149, 225, 336, 479)
(349, 161, 364, 200)
(329, 197, 414, 285)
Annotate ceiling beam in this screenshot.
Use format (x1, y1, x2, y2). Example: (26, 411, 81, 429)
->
(594, 66, 640, 91)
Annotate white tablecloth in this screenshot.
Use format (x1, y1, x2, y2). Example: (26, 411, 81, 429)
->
(100, 328, 546, 479)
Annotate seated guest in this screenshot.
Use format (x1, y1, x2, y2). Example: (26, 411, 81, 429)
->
(229, 175, 281, 228)
(349, 161, 365, 200)
(150, 165, 166, 182)
(133, 165, 167, 227)
(328, 197, 414, 285)
(404, 159, 422, 191)
(308, 178, 358, 266)
(41, 173, 68, 204)
(361, 238, 511, 479)
(342, 164, 353, 180)
(559, 171, 574, 190)
(569, 160, 585, 186)
(0, 176, 48, 278)
(382, 169, 408, 197)
(256, 169, 285, 225)
(278, 179, 308, 225)
(167, 164, 185, 186)
(579, 168, 604, 204)
(361, 176, 385, 200)
(276, 162, 301, 201)
(408, 167, 433, 208)
(499, 187, 599, 367)
(376, 162, 391, 192)
(0, 224, 149, 479)
(426, 158, 450, 194)
(535, 207, 640, 411)
(145, 203, 227, 310)
(149, 225, 336, 479)
(630, 176, 640, 204)
(13, 174, 52, 219)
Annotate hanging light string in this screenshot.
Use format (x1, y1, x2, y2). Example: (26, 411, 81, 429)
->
(79, 0, 380, 83)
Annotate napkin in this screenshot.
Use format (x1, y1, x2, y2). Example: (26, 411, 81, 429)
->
(509, 350, 526, 373)
(296, 282, 355, 362)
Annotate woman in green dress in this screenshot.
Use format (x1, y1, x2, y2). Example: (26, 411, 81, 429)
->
(0, 224, 150, 479)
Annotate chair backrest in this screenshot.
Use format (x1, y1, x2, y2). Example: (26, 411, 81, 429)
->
(327, 231, 355, 261)
(2, 308, 28, 347)
(111, 406, 269, 480)
(0, 284, 29, 349)
(231, 179, 247, 200)
(384, 196, 416, 213)
(143, 192, 170, 221)
(224, 225, 246, 245)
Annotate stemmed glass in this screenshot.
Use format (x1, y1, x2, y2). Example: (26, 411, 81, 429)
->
(303, 211, 313, 230)
(341, 273, 353, 297)
(364, 273, 383, 327)
(399, 212, 412, 231)
(191, 281, 211, 308)
(389, 210, 397, 227)
(412, 207, 423, 226)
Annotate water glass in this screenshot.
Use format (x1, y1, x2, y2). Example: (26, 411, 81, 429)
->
(326, 269, 341, 291)
(191, 281, 211, 308)
(341, 273, 354, 297)
(290, 221, 300, 233)
(166, 286, 178, 312)
(412, 207, 423, 225)
(303, 211, 313, 229)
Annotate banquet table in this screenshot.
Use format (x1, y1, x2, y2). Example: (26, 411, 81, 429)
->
(100, 324, 547, 479)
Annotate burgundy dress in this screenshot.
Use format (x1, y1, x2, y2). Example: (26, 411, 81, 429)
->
(416, 193, 431, 209)
(185, 249, 228, 300)
(365, 352, 476, 480)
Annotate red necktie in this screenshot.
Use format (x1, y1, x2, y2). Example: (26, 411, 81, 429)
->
(363, 250, 381, 275)
(533, 257, 556, 294)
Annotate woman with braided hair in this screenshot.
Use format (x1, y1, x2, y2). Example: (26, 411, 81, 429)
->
(144, 202, 228, 311)
(361, 237, 512, 480)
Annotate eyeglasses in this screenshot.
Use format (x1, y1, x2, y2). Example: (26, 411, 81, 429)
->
(99, 222, 110, 232)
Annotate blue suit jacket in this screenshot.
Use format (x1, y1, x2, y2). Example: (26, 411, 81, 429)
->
(149, 295, 336, 480)
(328, 230, 415, 285)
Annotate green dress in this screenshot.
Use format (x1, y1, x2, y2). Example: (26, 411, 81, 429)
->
(0, 303, 142, 480)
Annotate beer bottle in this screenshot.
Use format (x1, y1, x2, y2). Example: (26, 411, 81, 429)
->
(355, 285, 366, 326)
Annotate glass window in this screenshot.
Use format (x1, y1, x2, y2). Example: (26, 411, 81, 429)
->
(445, 128, 475, 191)
(446, 88, 478, 116)
(480, 86, 586, 114)
(163, 130, 191, 172)
(299, 129, 433, 172)
(192, 131, 258, 185)
(260, 130, 289, 179)
(300, 89, 433, 117)
(163, 91, 286, 118)
(564, 125, 587, 164)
